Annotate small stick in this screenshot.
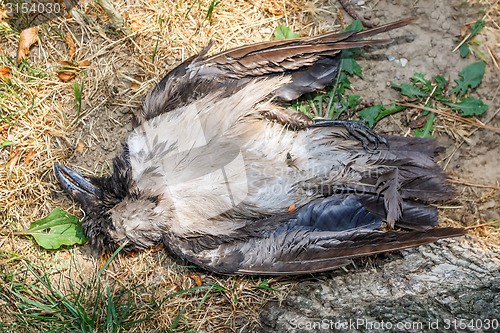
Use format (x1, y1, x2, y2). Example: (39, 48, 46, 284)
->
(447, 178, 500, 190)
(338, 0, 374, 27)
(397, 103, 500, 131)
(466, 220, 500, 230)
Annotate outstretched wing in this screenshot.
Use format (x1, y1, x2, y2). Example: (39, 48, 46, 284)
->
(164, 195, 465, 275)
(138, 18, 416, 123)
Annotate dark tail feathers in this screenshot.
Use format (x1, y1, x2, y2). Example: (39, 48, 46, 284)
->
(349, 135, 455, 228)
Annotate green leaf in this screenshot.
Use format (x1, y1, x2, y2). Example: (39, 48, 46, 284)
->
(334, 71, 352, 95)
(445, 97, 488, 116)
(391, 83, 426, 98)
(469, 19, 485, 38)
(205, 0, 222, 22)
(376, 103, 406, 122)
(411, 72, 429, 85)
(344, 94, 360, 110)
(411, 73, 432, 93)
(254, 279, 279, 292)
(358, 103, 406, 128)
(1, 139, 17, 148)
(434, 75, 448, 94)
(452, 62, 485, 95)
(415, 112, 435, 138)
(25, 208, 87, 249)
(343, 20, 363, 32)
(358, 105, 383, 127)
(459, 43, 470, 58)
(457, 20, 485, 58)
(273, 25, 300, 40)
(340, 57, 363, 78)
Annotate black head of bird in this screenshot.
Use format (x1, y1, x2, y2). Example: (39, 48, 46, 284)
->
(54, 18, 465, 275)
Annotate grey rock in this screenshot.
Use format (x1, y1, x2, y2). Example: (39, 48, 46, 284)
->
(260, 237, 500, 332)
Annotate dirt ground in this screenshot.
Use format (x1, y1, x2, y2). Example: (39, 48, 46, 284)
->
(0, 0, 499, 331)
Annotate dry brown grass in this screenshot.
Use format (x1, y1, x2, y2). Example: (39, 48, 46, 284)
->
(0, 0, 499, 331)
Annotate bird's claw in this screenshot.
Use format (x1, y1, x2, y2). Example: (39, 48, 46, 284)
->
(310, 120, 389, 153)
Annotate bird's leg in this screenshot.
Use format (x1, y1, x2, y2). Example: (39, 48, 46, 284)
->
(310, 120, 389, 153)
(261, 108, 388, 153)
(261, 107, 314, 130)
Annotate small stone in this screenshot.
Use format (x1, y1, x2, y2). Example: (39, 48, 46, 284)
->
(400, 58, 408, 67)
(357, 0, 365, 5)
(387, 55, 396, 62)
(406, 33, 415, 43)
(118, 107, 131, 115)
(395, 75, 401, 80)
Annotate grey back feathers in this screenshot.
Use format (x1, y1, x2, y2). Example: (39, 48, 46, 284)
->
(54, 18, 464, 275)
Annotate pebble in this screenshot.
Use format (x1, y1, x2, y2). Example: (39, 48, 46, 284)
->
(357, 0, 365, 5)
(395, 75, 401, 80)
(400, 58, 408, 67)
(118, 107, 131, 115)
(387, 55, 396, 62)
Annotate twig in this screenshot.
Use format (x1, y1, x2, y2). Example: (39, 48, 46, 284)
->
(337, 0, 374, 27)
(466, 220, 500, 230)
(443, 86, 500, 170)
(447, 178, 500, 190)
(397, 103, 500, 130)
(452, 32, 471, 53)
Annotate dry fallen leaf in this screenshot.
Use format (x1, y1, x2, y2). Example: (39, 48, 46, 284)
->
(150, 243, 164, 253)
(56, 60, 79, 82)
(66, 32, 76, 58)
(189, 273, 203, 286)
(5, 147, 22, 174)
(131, 74, 141, 89)
(460, 23, 469, 39)
(76, 141, 85, 154)
(99, 251, 111, 270)
(25, 149, 36, 166)
(129, 15, 143, 32)
(337, 8, 346, 30)
(18, 27, 39, 64)
(0, 8, 8, 28)
(409, 115, 430, 129)
(79, 60, 90, 67)
(0, 67, 11, 82)
(0, 8, 7, 20)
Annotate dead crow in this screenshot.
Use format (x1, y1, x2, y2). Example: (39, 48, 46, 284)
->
(54, 18, 465, 275)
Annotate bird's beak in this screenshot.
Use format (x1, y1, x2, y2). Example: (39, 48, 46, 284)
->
(53, 163, 102, 207)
